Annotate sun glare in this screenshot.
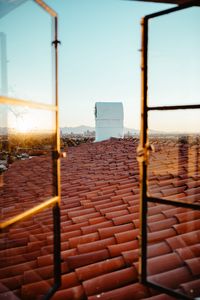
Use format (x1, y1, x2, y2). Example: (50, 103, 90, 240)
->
(15, 119, 32, 133)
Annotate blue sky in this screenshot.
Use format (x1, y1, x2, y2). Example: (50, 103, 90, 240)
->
(46, 0, 173, 129)
(1, 0, 200, 132)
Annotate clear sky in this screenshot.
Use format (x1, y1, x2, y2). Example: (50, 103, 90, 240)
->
(0, 0, 200, 132)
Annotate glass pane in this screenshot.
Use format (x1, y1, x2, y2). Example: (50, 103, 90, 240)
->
(148, 7, 200, 107)
(0, 104, 57, 223)
(148, 109, 200, 205)
(0, 0, 54, 104)
(147, 203, 200, 299)
(0, 208, 54, 299)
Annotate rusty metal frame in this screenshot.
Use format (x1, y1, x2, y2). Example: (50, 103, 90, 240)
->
(0, 196, 59, 230)
(0, 1, 61, 298)
(0, 96, 58, 111)
(139, 1, 200, 299)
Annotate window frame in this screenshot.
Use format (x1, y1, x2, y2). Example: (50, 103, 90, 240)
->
(0, 1, 61, 298)
(138, 1, 200, 299)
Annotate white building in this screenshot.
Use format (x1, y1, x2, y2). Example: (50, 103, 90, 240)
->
(95, 102, 124, 142)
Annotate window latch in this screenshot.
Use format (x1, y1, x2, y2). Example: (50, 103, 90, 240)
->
(52, 151, 67, 160)
(137, 143, 154, 164)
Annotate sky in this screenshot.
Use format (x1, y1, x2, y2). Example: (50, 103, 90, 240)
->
(0, 0, 200, 132)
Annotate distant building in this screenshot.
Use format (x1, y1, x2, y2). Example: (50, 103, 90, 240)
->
(95, 102, 124, 142)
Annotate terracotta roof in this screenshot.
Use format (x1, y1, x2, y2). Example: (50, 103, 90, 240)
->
(0, 138, 200, 299)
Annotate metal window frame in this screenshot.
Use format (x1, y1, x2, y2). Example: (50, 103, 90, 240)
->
(0, 1, 61, 298)
(138, 1, 200, 299)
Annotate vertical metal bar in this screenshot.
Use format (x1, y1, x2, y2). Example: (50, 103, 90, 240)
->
(139, 16, 148, 284)
(52, 16, 61, 287)
(54, 16, 61, 202)
(53, 203, 61, 286)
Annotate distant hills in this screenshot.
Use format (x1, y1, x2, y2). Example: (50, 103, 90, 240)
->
(1, 125, 190, 136)
(61, 126, 140, 135)
(61, 126, 94, 135)
(60, 126, 190, 136)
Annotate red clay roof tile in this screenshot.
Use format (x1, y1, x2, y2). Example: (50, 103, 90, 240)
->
(185, 186, 200, 196)
(114, 229, 139, 244)
(61, 221, 89, 232)
(1, 275, 23, 292)
(186, 179, 200, 189)
(67, 208, 96, 218)
(112, 213, 137, 226)
(87, 282, 151, 300)
(175, 244, 200, 260)
(51, 285, 85, 300)
(71, 212, 101, 223)
(161, 186, 186, 197)
(0, 238, 28, 251)
(178, 193, 200, 204)
(179, 278, 200, 298)
(147, 213, 166, 223)
(23, 265, 54, 284)
(148, 266, 193, 289)
(77, 237, 116, 254)
(105, 209, 129, 219)
(161, 207, 186, 218)
(122, 249, 139, 265)
(0, 261, 37, 280)
(1, 138, 200, 300)
(60, 229, 82, 240)
(185, 258, 200, 276)
(0, 290, 21, 300)
(75, 256, 125, 281)
(81, 220, 113, 235)
(107, 240, 138, 258)
(148, 228, 177, 244)
(67, 249, 109, 270)
(83, 266, 138, 296)
(94, 199, 123, 211)
(89, 216, 107, 225)
(98, 223, 134, 239)
(142, 294, 176, 300)
(60, 272, 79, 290)
(68, 232, 99, 249)
(148, 205, 172, 216)
(37, 254, 53, 267)
(147, 242, 171, 258)
(174, 210, 200, 223)
(21, 279, 51, 300)
(99, 204, 128, 215)
(172, 219, 200, 234)
(147, 253, 183, 276)
(166, 230, 200, 251)
(148, 217, 177, 232)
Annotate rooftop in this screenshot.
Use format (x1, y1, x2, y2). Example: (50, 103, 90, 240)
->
(0, 137, 200, 299)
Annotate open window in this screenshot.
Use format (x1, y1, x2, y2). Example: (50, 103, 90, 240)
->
(0, 1, 61, 298)
(138, 1, 200, 299)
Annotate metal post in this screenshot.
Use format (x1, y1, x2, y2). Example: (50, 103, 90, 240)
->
(51, 16, 61, 199)
(138, 16, 148, 284)
(53, 203, 61, 286)
(53, 15, 61, 286)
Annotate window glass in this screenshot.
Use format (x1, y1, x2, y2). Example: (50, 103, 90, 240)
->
(0, 208, 55, 299)
(148, 7, 200, 107)
(0, 104, 57, 223)
(0, 0, 54, 104)
(148, 109, 200, 206)
(147, 203, 200, 299)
